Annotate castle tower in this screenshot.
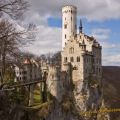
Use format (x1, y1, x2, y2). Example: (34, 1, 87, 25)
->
(62, 5, 77, 49)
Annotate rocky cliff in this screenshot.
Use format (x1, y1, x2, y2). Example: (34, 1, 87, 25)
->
(0, 66, 120, 120)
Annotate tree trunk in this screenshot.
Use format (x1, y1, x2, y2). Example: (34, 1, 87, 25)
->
(1, 40, 6, 84)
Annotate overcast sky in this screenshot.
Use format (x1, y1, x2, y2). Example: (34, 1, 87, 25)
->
(21, 0, 120, 66)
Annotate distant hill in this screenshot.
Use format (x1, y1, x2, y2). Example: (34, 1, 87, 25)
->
(102, 66, 120, 120)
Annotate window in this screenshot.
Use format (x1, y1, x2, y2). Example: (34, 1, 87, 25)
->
(64, 57, 67, 63)
(71, 10, 72, 13)
(69, 47, 74, 54)
(70, 57, 74, 62)
(65, 17, 66, 20)
(71, 17, 72, 21)
(77, 56, 80, 62)
(16, 77, 19, 81)
(99, 68, 101, 73)
(65, 34, 66, 39)
(64, 24, 67, 29)
(23, 71, 27, 74)
(96, 67, 98, 74)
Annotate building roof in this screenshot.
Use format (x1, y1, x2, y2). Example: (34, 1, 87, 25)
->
(23, 58, 31, 65)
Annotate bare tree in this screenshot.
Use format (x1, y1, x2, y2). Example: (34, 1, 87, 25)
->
(0, 0, 29, 19)
(0, 0, 30, 85)
(0, 21, 38, 84)
(0, 19, 26, 84)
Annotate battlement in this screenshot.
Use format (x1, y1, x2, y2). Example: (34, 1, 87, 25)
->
(62, 5, 77, 13)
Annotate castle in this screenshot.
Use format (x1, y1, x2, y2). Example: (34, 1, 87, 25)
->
(47, 5, 105, 120)
(61, 5, 102, 83)
(61, 5, 103, 113)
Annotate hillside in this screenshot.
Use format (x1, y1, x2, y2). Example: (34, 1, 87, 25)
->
(0, 66, 120, 120)
(102, 66, 120, 120)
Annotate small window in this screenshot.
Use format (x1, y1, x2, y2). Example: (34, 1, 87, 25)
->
(96, 67, 98, 74)
(65, 17, 66, 20)
(23, 71, 27, 74)
(64, 24, 67, 29)
(65, 34, 66, 39)
(69, 47, 74, 54)
(16, 77, 19, 81)
(77, 56, 80, 62)
(71, 10, 72, 13)
(71, 17, 72, 21)
(64, 57, 67, 63)
(70, 57, 74, 62)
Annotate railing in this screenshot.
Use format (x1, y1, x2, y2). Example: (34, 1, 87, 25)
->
(0, 79, 45, 91)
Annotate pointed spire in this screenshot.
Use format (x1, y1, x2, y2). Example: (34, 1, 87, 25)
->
(79, 19, 83, 33)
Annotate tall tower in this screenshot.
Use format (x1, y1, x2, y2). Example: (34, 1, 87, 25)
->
(62, 5, 77, 49)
